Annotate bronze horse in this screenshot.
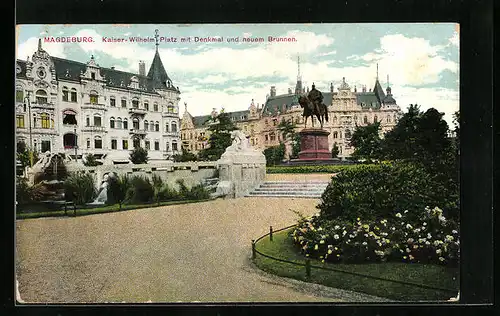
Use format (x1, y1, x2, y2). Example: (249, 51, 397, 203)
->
(298, 95, 329, 129)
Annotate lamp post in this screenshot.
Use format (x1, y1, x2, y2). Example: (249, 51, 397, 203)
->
(24, 92, 33, 167)
(74, 126, 78, 161)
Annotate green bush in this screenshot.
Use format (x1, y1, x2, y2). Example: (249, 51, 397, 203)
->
(64, 173, 96, 206)
(16, 177, 44, 205)
(317, 161, 458, 222)
(129, 147, 149, 164)
(263, 142, 286, 166)
(291, 207, 459, 267)
(83, 154, 102, 166)
(126, 176, 154, 204)
(107, 175, 130, 209)
(157, 184, 181, 201)
(175, 179, 211, 200)
(266, 164, 364, 174)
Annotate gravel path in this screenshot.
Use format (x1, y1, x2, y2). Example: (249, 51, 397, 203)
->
(16, 197, 388, 303)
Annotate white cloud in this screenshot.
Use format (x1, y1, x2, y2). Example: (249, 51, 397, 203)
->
(449, 32, 459, 47)
(16, 37, 67, 59)
(318, 50, 337, 57)
(195, 74, 231, 84)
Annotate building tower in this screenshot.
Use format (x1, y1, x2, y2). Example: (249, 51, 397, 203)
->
(294, 55, 303, 95)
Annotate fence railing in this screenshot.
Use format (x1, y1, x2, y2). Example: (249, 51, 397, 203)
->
(251, 224, 458, 295)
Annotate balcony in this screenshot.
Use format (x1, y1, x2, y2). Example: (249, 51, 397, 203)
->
(129, 107, 148, 115)
(162, 111, 179, 118)
(23, 127, 58, 135)
(129, 128, 147, 136)
(82, 103, 107, 111)
(31, 102, 55, 110)
(81, 126, 106, 133)
(163, 131, 179, 137)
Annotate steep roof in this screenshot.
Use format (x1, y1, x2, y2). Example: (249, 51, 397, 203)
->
(373, 79, 386, 104)
(147, 50, 174, 90)
(15, 60, 28, 80)
(192, 115, 212, 128)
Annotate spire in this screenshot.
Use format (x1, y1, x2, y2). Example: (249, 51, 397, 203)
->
(154, 29, 160, 52)
(376, 63, 379, 80)
(297, 55, 301, 81)
(184, 102, 187, 111)
(38, 38, 42, 50)
(147, 30, 172, 89)
(387, 74, 390, 88)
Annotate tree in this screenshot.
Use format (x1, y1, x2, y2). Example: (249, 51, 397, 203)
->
(151, 174, 164, 206)
(129, 147, 149, 164)
(263, 142, 286, 166)
(17, 141, 39, 169)
(64, 173, 96, 206)
(172, 148, 198, 162)
(291, 133, 301, 159)
(331, 143, 340, 158)
(278, 120, 299, 160)
(83, 154, 101, 166)
(349, 121, 382, 161)
(198, 111, 238, 161)
(107, 175, 130, 211)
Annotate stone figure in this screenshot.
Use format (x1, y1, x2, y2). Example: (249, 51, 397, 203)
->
(298, 93, 329, 129)
(307, 83, 323, 114)
(227, 130, 252, 152)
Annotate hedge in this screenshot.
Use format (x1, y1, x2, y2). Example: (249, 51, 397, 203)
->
(266, 164, 375, 174)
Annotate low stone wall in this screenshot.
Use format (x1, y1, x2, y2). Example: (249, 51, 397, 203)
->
(66, 162, 218, 190)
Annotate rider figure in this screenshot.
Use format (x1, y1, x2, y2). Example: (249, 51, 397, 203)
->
(307, 83, 323, 114)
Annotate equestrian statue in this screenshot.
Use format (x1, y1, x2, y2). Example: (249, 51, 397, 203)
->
(298, 83, 329, 129)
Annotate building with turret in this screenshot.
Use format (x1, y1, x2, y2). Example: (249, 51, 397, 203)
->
(15, 37, 181, 164)
(181, 59, 402, 159)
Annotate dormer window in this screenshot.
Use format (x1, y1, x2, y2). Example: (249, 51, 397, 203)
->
(91, 72, 96, 80)
(89, 91, 98, 105)
(35, 90, 48, 104)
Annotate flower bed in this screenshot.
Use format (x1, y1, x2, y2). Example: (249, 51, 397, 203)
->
(291, 207, 460, 267)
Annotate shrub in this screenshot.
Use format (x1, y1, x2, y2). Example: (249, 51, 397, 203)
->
(266, 164, 361, 174)
(83, 154, 101, 166)
(317, 161, 458, 222)
(129, 147, 149, 164)
(172, 148, 198, 162)
(126, 176, 154, 204)
(16, 177, 44, 205)
(263, 142, 286, 166)
(64, 173, 96, 206)
(157, 184, 181, 201)
(107, 175, 130, 209)
(331, 143, 340, 158)
(291, 207, 459, 267)
(175, 179, 211, 200)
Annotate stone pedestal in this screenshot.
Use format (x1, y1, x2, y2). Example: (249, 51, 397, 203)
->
(298, 128, 331, 160)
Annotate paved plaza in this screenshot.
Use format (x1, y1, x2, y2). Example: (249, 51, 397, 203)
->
(16, 197, 385, 303)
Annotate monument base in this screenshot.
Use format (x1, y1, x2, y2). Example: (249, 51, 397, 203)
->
(298, 128, 331, 160)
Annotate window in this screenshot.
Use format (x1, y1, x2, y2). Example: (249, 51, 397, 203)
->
(63, 133, 77, 149)
(62, 87, 69, 101)
(165, 142, 170, 152)
(111, 139, 117, 149)
(145, 141, 150, 150)
(16, 115, 25, 128)
(387, 115, 391, 123)
(265, 134, 269, 142)
(16, 88, 24, 102)
(94, 115, 102, 127)
(122, 139, 128, 150)
(165, 123, 169, 133)
(94, 136, 102, 149)
(167, 105, 174, 113)
(345, 130, 352, 139)
(110, 97, 116, 107)
(144, 120, 149, 131)
(153, 103, 158, 112)
(171, 122, 177, 133)
(155, 121, 159, 132)
(364, 116, 368, 124)
(87, 138, 91, 149)
(40, 113, 50, 129)
(36, 90, 48, 104)
(172, 141, 178, 151)
(89, 92, 98, 105)
(41, 140, 51, 152)
(374, 115, 378, 123)
(150, 122, 154, 132)
(144, 102, 149, 111)
(86, 116, 90, 126)
(116, 117, 122, 129)
(133, 138, 140, 149)
(123, 118, 128, 129)
(154, 141, 159, 150)
(339, 131, 343, 138)
(62, 110, 77, 125)
(110, 117, 115, 128)
(121, 98, 127, 108)
(91, 72, 96, 80)
(132, 118, 139, 130)
(270, 132, 276, 142)
(132, 99, 139, 108)
(70, 88, 77, 102)
(333, 131, 338, 139)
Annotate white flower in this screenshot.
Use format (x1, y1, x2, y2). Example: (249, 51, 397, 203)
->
(334, 225, 340, 230)
(334, 234, 340, 240)
(438, 215, 447, 222)
(404, 210, 408, 214)
(342, 230, 347, 236)
(406, 224, 413, 229)
(395, 213, 402, 218)
(452, 230, 458, 234)
(425, 241, 431, 246)
(328, 249, 332, 254)
(391, 227, 396, 231)
(406, 248, 411, 253)
(445, 235, 454, 242)
(349, 234, 354, 238)
(439, 257, 445, 262)
(436, 249, 442, 254)
(423, 222, 427, 226)
(414, 228, 421, 233)
(427, 233, 432, 239)
(407, 238, 414, 243)
(314, 244, 319, 250)
(318, 227, 323, 231)
(362, 242, 367, 246)
(320, 240, 325, 244)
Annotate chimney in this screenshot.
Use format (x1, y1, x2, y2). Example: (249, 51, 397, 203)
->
(330, 83, 334, 92)
(111, 66, 115, 70)
(270, 86, 276, 97)
(139, 61, 146, 76)
(362, 85, 367, 93)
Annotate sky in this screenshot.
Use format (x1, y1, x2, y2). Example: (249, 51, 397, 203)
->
(16, 23, 459, 127)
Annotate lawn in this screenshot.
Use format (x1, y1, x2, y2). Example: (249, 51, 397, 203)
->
(16, 198, 214, 220)
(254, 228, 460, 302)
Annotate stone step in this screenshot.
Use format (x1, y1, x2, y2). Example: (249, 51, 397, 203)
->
(254, 187, 325, 192)
(262, 181, 330, 184)
(248, 190, 324, 196)
(246, 193, 322, 199)
(259, 183, 329, 188)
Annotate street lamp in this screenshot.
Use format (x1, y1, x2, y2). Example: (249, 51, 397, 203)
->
(24, 92, 33, 167)
(74, 126, 78, 161)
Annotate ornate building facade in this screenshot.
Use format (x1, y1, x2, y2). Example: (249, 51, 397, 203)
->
(15, 39, 181, 164)
(181, 66, 402, 159)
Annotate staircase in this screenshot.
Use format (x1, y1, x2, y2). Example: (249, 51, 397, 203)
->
(246, 181, 329, 199)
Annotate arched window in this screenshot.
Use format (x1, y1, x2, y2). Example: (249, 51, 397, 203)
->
(144, 101, 149, 111)
(70, 88, 77, 102)
(36, 90, 48, 104)
(110, 96, 116, 107)
(62, 86, 69, 101)
(345, 130, 352, 139)
(153, 103, 159, 112)
(171, 122, 177, 133)
(86, 116, 90, 126)
(374, 115, 378, 123)
(94, 136, 102, 149)
(144, 120, 149, 131)
(150, 122, 154, 131)
(16, 86, 24, 102)
(167, 104, 174, 113)
(89, 91, 98, 104)
(124, 118, 129, 129)
(93, 114, 102, 127)
(110, 117, 115, 128)
(16, 115, 25, 128)
(333, 131, 338, 139)
(333, 116, 337, 124)
(132, 117, 139, 130)
(165, 123, 169, 133)
(62, 109, 77, 125)
(354, 115, 358, 122)
(63, 133, 77, 149)
(40, 113, 50, 129)
(364, 115, 368, 124)
(116, 117, 122, 129)
(155, 121, 160, 132)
